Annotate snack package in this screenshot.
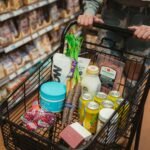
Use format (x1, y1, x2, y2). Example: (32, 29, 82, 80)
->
(66, 0, 74, 14)
(6, 80, 20, 93)
(34, 34, 52, 55)
(29, 10, 38, 32)
(97, 54, 125, 93)
(25, 43, 40, 60)
(49, 4, 60, 23)
(9, 0, 23, 10)
(0, 0, 7, 14)
(0, 60, 5, 79)
(23, 0, 38, 5)
(17, 14, 30, 37)
(0, 87, 8, 101)
(0, 22, 13, 47)
(9, 51, 25, 70)
(1, 56, 16, 75)
(50, 30, 59, 44)
(37, 9, 46, 27)
(19, 49, 31, 64)
(9, 20, 19, 39)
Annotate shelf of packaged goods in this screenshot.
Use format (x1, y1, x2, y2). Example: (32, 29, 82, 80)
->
(0, 0, 57, 22)
(0, 43, 60, 88)
(3, 14, 77, 53)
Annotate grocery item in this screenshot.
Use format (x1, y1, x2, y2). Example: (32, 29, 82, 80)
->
(9, 20, 19, 39)
(52, 53, 72, 83)
(9, 51, 25, 70)
(100, 100, 114, 110)
(17, 14, 30, 37)
(21, 106, 56, 131)
(49, 4, 60, 23)
(37, 9, 47, 27)
(0, 62, 5, 79)
(34, 34, 52, 55)
(0, 22, 13, 46)
(79, 92, 92, 124)
(0, 88, 8, 101)
(25, 43, 39, 60)
(60, 122, 92, 149)
(107, 90, 121, 103)
(40, 81, 66, 112)
(0, 0, 7, 14)
(97, 108, 118, 144)
(81, 65, 101, 97)
(67, 83, 81, 123)
(1, 56, 16, 75)
(115, 97, 124, 109)
(83, 101, 99, 134)
(19, 49, 31, 64)
(94, 92, 107, 105)
(29, 10, 38, 32)
(23, 0, 38, 5)
(9, 0, 23, 10)
(97, 54, 125, 93)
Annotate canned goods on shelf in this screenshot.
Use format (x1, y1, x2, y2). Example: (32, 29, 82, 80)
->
(94, 92, 107, 105)
(107, 90, 121, 103)
(83, 101, 99, 134)
(79, 93, 92, 124)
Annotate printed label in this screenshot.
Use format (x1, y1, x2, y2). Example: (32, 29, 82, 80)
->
(100, 66, 116, 88)
(52, 65, 62, 82)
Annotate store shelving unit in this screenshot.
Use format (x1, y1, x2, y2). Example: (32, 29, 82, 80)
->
(0, 0, 82, 102)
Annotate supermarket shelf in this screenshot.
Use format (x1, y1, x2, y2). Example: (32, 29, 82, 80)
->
(0, 44, 60, 88)
(3, 15, 76, 53)
(0, 0, 57, 22)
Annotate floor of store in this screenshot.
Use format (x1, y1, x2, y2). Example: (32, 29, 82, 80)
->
(0, 92, 149, 150)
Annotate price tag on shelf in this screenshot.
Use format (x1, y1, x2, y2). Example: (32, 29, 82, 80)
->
(0, 13, 11, 21)
(23, 36, 31, 43)
(46, 25, 53, 32)
(22, 7, 29, 12)
(32, 33, 38, 39)
(28, 5, 34, 10)
(12, 9, 23, 16)
(39, 29, 46, 35)
(9, 73, 16, 80)
(39, 1, 47, 6)
(53, 22, 60, 28)
(25, 63, 32, 70)
(15, 40, 24, 48)
(17, 68, 24, 75)
(5, 45, 16, 53)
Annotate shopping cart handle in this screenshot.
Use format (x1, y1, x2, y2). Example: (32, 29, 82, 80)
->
(60, 19, 133, 49)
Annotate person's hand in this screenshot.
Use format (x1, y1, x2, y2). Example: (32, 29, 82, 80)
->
(77, 14, 104, 26)
(129, 25, 150, 41)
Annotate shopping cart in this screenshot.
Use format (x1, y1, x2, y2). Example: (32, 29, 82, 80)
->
(0, 20, 150, 150)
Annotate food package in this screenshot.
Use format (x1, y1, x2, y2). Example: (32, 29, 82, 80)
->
(0, 0, 7, 14)
(1, 56, 16, 75)
(97, 54, 125, 93)
(34, 34, 52, 55)
(49, 4, 60, 23)
(6, 80, 20, 93)
(0, 60, 5, 79)
(0, 22, 13, 47)
(50, 30, 59, 44)
(66, 0, 74, 14)
(9, 20, 19, 39)
(21, 106, 56, 131)
(0, 88, 8, 101)
(23, 0, 38, 5)
(9, 0, 23, 10)
(37, 9, 46, 27)
(17, 14, 30, 37)
(25, 43, 40, 60)
(19, 49, 31, 64)
(29, 10, 38, 32)
(9, 51, 25, 70)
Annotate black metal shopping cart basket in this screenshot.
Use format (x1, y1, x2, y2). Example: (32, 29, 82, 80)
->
(0, 20, 150, 150)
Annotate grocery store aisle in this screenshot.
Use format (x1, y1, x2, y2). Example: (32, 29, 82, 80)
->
(0, 92, 149, 150)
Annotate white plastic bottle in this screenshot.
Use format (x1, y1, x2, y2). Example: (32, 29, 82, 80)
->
(81, 65, 101, 97)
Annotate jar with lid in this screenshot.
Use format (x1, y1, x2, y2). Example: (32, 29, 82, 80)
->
(97, 108, 118, 144)
(81, 65, 101, 97)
